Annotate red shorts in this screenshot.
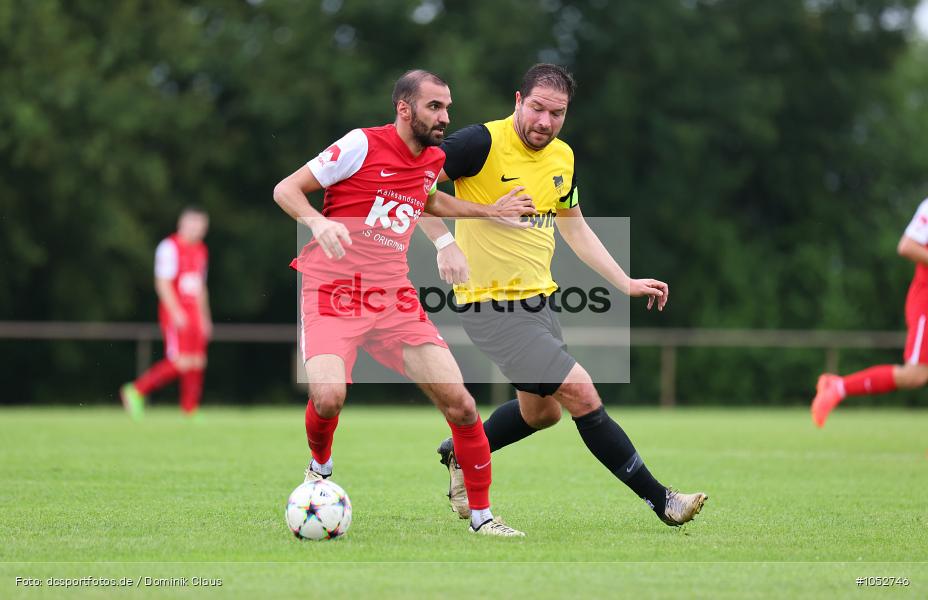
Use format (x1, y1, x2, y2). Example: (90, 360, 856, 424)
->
(904, 293, 928, 365)
(159, 308, 207, 359)
(299, 273, 447, 382)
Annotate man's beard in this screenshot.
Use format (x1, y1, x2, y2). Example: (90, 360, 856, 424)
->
(411, 110, 445, 147)
(516, 110, 554, 150)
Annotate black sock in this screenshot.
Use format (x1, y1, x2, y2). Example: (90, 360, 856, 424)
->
(483, 398, 538, 452)
(573, 405, 667, 515)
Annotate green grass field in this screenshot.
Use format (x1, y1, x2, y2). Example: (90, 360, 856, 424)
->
(1, 405, 926, 599)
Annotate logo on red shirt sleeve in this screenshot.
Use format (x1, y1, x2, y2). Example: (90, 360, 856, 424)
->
(423, 170, 437, 194)
(317, 144, 342, 166)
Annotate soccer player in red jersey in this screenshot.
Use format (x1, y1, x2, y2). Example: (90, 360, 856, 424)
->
(273, 70, 533, 536)
(120, 207, 212, 419)
(812, 199, 928, 427)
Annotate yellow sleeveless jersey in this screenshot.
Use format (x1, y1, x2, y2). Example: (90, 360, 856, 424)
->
(441, 116, 579, 303)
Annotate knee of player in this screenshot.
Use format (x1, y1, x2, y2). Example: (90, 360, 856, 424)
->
(912, 366, 928, 388)
(311, 389, 345, 418)
(172, 356, 193, 372)
(443, 398, 479, 426)
(526, 406, 562, 429)
(556, 384, 601, 417)
(185, 355, 207, 370)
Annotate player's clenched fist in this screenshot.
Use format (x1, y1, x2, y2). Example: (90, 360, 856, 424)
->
(437, 242, 470, 284)
(309, 217, 352, 260)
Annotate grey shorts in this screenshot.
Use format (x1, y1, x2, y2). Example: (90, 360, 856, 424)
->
(457, 295, 577, 397)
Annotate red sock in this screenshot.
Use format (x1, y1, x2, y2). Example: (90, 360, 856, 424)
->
(180, 369, 204, 414)
(305, 399, 339, 464)
(448, 417, 491, 510)
(842, 365, 897, 397)
(135, 359, 180, 395)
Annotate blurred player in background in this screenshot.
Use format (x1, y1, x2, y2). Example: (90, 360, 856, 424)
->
(273, 69, 533, 537)
(120, 207, 212, 419)
(420, 63, 708, 527)
(812, 198, 928, 427)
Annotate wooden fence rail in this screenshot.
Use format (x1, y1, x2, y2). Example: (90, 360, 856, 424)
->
(0, 322, 905, 406)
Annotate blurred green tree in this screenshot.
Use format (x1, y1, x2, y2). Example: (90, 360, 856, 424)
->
(1, 0, 926, 404)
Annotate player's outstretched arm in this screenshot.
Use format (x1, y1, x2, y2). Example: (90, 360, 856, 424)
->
(425, 188, 535, 226)
(556, 206, 668, 311)
(273, 166, 351, 260)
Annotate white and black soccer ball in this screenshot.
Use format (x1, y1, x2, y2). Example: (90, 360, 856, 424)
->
(286, 480, 352, 541)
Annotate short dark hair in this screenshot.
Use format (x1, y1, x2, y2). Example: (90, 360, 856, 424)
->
(180, 205, 208, 218)
(519, 63, 576, 103)
(392, 69, 449, 110)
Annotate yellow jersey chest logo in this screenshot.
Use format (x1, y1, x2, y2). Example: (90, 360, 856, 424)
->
(496, 170, 566, 212)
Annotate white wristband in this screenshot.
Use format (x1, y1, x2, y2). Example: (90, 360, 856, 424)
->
(434, 232, 455, 251)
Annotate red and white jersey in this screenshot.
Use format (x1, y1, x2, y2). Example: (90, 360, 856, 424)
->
(904, 199, 928, 291)
(290, 124, 444, 284)
(155, 233, 208, 310)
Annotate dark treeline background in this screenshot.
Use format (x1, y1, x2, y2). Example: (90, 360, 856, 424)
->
(3, 0, 928, 406)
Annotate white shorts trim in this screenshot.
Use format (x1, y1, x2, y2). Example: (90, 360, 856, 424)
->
(299, 274, 309, 364)
(908, 314, 926, 365)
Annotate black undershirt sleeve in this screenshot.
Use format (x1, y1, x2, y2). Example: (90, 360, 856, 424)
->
(440, 124, 492, 181)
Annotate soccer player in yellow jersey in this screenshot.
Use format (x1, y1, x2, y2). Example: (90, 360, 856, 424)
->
(421, 64, 708, 527)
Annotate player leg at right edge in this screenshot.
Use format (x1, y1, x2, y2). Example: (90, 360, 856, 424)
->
(811, 363, 928, 427)
(302, 346, 525, 537)
(811, 305, 928, 427)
